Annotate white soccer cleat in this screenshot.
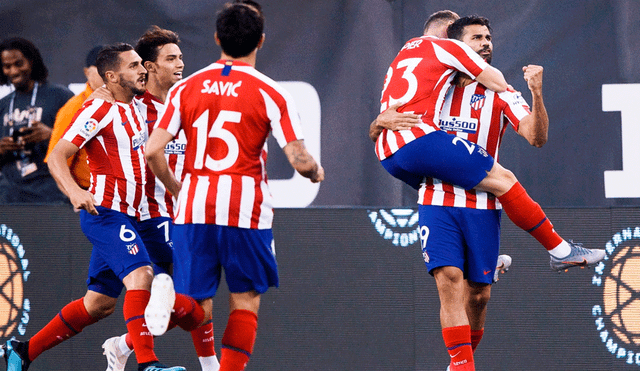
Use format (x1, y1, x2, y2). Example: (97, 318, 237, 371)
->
(102, 336, 130, 371)
(144, 273, 176, 336)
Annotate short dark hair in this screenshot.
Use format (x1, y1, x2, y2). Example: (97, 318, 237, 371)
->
(135, 26, 180, 65)
(423, 10, 459, 34)
(216, 3, 265, 58)
(447, 15, 492, 41)
(0, 37, 48, 85)
(234, 0, 263, 16)
(96, 43, 134, 80)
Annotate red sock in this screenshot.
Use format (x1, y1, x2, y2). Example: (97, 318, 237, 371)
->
(191, 321, 216, 357)
(498, 182, 563, 250)
(220, 309, 258, 371)
(28, 298, 98, 361)
(123, 290, 156, 364)
(470, 329, 484, 353)
(442, 325, 475, 371)
(171, 293, 205, 331)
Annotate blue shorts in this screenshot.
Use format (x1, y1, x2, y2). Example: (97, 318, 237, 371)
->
(136, 216, 174, 275)
(381, 131, 495, 190)
(80, 206, 152, 298)
(172, 224, 278, 300)
(419, 205, 501, 285)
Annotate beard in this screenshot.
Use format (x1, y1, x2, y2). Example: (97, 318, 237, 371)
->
(119, 73, 146, 96)
(479, 47, 493, 64)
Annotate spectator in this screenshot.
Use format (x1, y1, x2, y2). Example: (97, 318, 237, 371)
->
(0, 37, 73, 203)
(44, 45, 104, 190)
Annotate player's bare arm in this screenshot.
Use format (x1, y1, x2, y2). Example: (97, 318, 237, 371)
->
(475, 65, 507, 93)
(282, 139, 324, 183)
(368, 102, 421, 142)
(517, 65, 548, 147)
(48, 139, 98, 215)
(145, 127, 182, 196)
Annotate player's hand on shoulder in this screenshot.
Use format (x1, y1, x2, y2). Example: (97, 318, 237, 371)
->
(87, 85, 115, 103)
(311, 165, 325, 183)
(377, 102, 421, 131)
(522, 65, 543, 92)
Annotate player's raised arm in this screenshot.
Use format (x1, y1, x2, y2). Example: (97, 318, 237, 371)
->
(145, 127, 182, 197)
(517, 65, 548, 147)
(48, 139, 98, 215)
(282, 139, 324, 183)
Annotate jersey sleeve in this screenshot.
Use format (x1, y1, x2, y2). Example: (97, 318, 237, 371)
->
(432, 38, 489, 79)
(260, 85, 305, 148)
(156, 84, 185, 136)
(61, 99, 113, 149)
(497, 89, 531, 131)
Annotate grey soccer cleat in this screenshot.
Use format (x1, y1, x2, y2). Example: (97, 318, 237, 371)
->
(493, 254, 512, 283)
(550, 241, 606, 272)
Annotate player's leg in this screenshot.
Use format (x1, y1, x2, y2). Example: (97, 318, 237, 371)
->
(1, 290, 113, 371)
(464, 282, 490, 353)
(475, 162, 605, 270)
(217, 225, 277, 371)
(419, 206, 475, 371)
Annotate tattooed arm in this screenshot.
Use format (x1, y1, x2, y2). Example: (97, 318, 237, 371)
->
(282, 139, 324, 183)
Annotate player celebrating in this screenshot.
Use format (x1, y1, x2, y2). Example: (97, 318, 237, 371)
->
(372, 10, 604, 271)
(1, 43, 185, 371)
(144, 2, 324, 370)
(100, 26, 220, 371)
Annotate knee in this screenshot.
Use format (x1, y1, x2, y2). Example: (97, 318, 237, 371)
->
(85, 298, 117, 319)
(468, 289, 491, 309)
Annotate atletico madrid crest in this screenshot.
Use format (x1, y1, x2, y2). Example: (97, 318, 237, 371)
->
(127, 243, 139, 255)
(470, 94, 486, 110)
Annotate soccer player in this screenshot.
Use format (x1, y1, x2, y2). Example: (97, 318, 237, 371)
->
(372, 10, 605, 271)
(144, 2, 324, 370)
(100, 26, 220, 371)
(2, 43, 184, 371)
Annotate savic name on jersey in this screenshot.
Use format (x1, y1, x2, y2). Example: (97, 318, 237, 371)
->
(157, 60, 305, 229)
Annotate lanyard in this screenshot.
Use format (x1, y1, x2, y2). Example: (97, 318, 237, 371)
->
(8, 81, 39, 116)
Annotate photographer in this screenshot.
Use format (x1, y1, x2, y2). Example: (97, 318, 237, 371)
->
(0, 37, 73, 203)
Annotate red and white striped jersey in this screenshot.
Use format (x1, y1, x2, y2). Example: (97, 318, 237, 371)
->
(134, 91, 185, 220)
(376, 36, 488, 161)
(418, 82, 531, 209)
(62, 99, 148, 218)
(156, 60, 305, 229)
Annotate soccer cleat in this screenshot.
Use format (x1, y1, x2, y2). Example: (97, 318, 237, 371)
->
(493, 254, 512, 283)
(139, 361, 186, 371)
(549, 240, 606, 272)
(102, 336, 130, 371)
(144, 273, 176, 336)
(2, 339, 31, 371)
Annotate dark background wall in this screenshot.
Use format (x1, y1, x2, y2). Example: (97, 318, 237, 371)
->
(2, 0, 640, 208)
(2, 205, 640, 370)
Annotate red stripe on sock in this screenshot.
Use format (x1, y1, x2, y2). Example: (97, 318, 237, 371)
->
(28, 298, 98, 361)
(220, 309, 258, 371)
(191, 321, 216, 357)
(470, 329, 484, 352)
(442, 325, 475, 371)
(123, 290, 156, 364)
(498, 182, 563, 250)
